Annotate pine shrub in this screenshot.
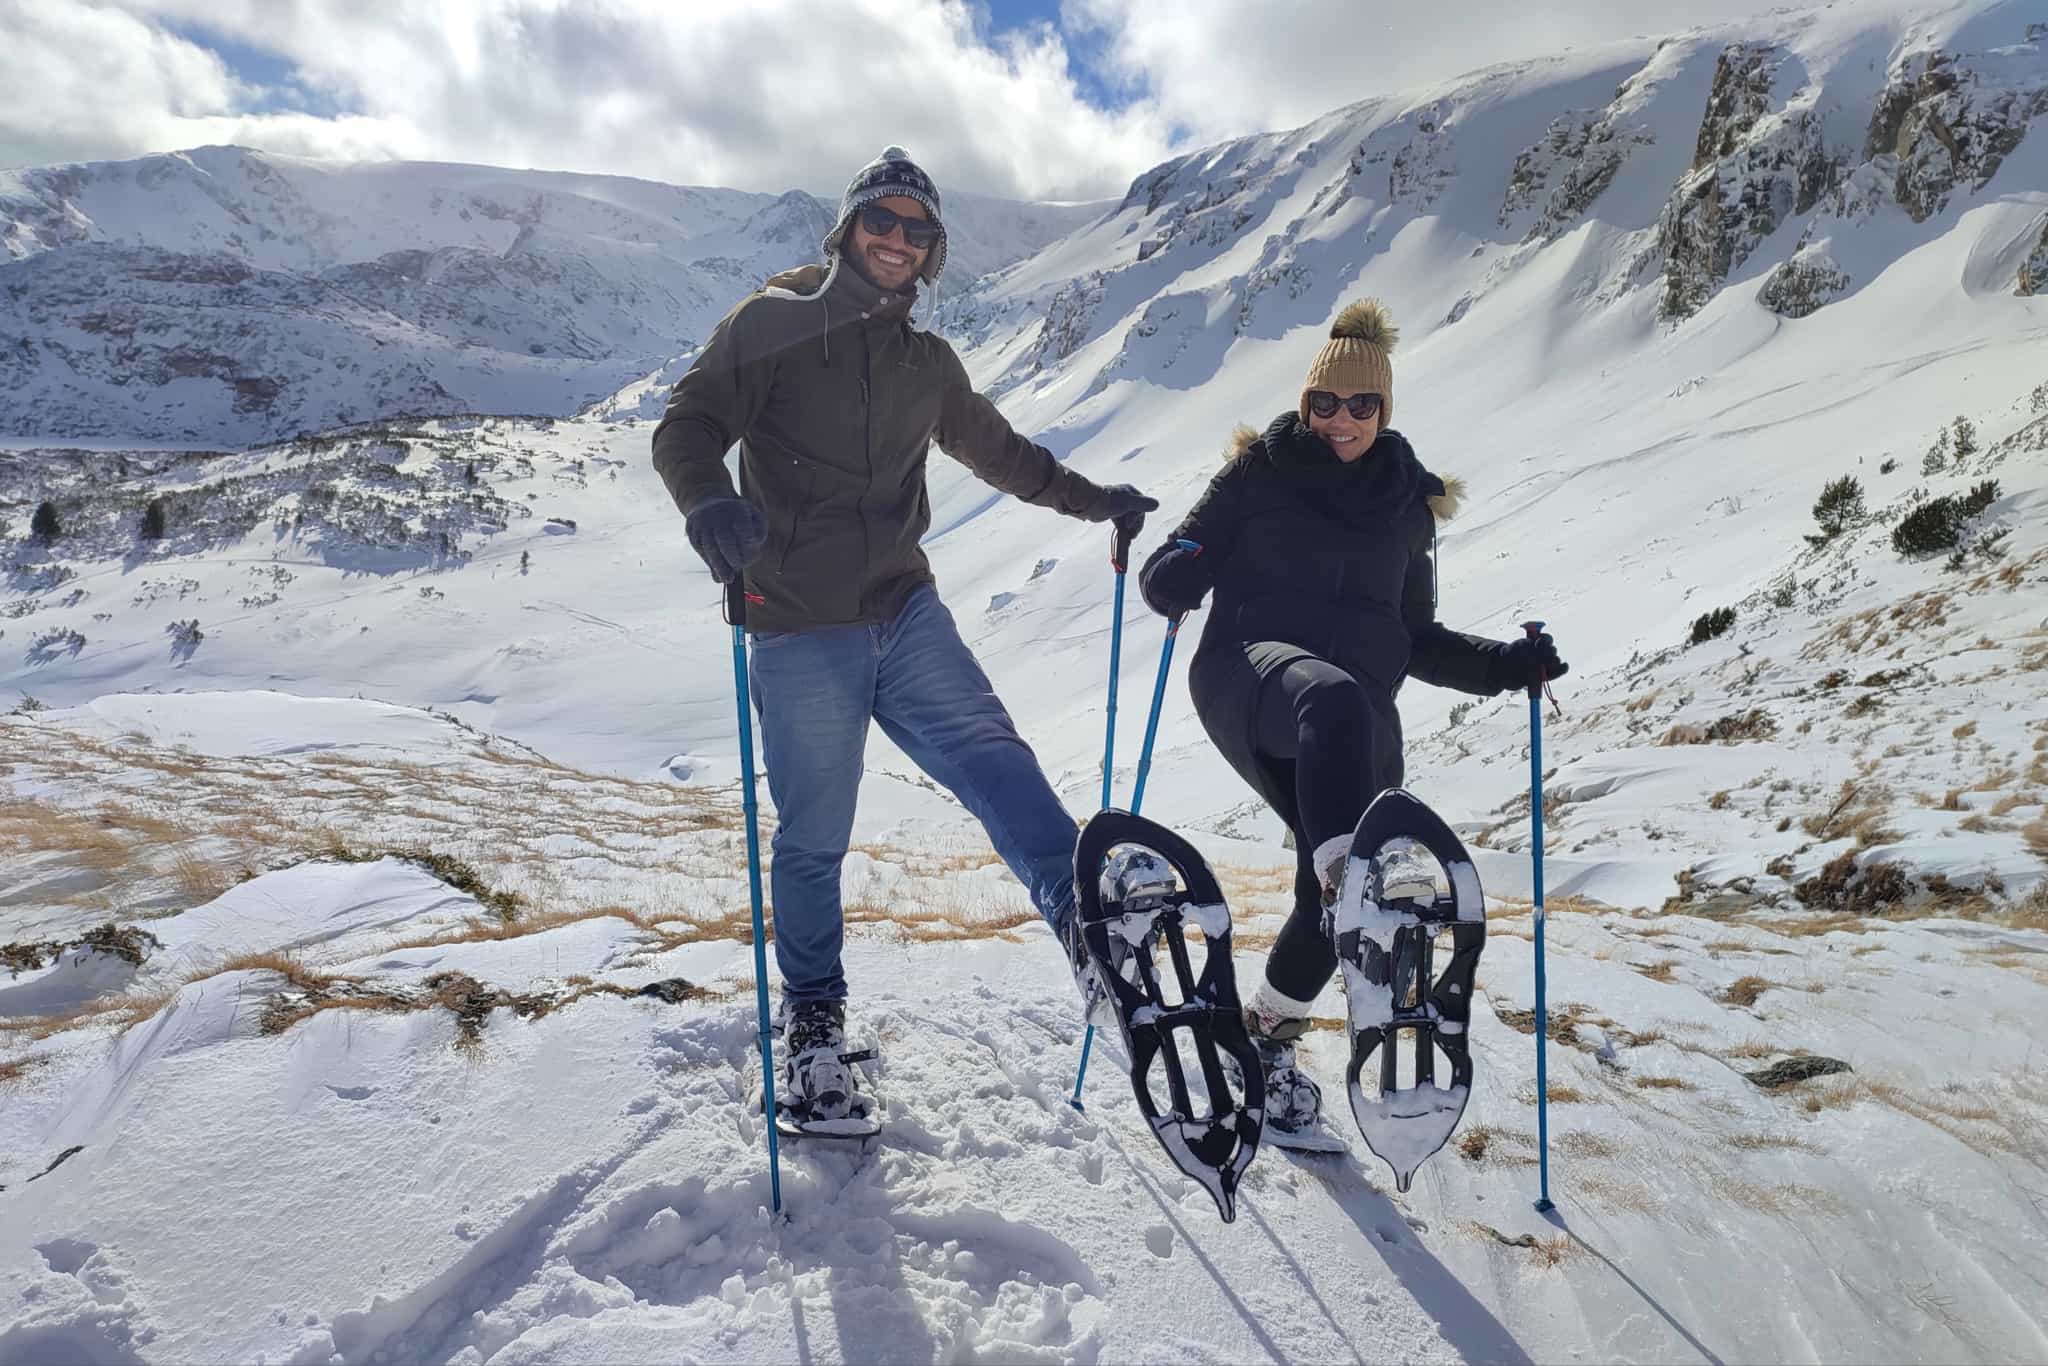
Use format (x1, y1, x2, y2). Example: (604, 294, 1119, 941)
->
(1808, 475, 1863, 544)
(1688, 606, 1736, 645)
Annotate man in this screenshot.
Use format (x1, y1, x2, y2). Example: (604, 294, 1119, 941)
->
(652, 147, 1155, 1122)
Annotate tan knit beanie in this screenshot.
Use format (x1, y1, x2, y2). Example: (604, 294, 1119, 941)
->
(1300, 299, 1399, 426)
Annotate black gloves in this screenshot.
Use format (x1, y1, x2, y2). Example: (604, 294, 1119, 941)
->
(1140, 540, 1209, 618)
(684, 497, 766, 584)
(1494, 631, 1568, 694)
(1096, 483, 1158, 538)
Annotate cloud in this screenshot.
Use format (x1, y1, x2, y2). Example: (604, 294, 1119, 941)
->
(1, 0, 1179, 199)
(1064, 0, 1834, 145)
(3, 0, 1832, 198)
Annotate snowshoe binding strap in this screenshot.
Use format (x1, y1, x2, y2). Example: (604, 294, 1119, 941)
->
(1329, 789, 1485, 1193)
(1075, 809, 1264, 1221)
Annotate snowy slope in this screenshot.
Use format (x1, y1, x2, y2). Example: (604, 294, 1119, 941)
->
(4, 1, 2048, 1361)
(2, 698, 2045, 1363)
(0, 147, 1104, 446)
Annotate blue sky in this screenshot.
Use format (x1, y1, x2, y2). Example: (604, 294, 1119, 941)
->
(157, 18, 350, 120)
(980, 0, 1124, 111)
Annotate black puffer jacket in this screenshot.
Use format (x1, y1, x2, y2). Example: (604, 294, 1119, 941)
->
(1142, 412, 1512, 700)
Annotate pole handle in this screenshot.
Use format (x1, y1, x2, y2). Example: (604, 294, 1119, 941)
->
(726, 580, 746, 628)
(1111, 520, 1135, 573)
(1520, 618, 1547, 700)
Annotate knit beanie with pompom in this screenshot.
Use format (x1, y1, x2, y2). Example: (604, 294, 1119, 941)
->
(1300, 299, 1399, 425)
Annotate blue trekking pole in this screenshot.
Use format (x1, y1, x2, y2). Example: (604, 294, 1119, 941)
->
(1524, 618, 1556, 1214)
(1070, 539, 1199, 1110)
(728, 580, 783, 1216)
(1129, 607, 1186, 815)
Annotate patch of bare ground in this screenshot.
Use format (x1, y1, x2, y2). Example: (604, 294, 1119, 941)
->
(257, 969, 712, 1050)
(0, 1054, 49, 1085)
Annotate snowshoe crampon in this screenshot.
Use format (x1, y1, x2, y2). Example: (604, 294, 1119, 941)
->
(1328, 789, 1485, 1193)
(1075, 810, 1264, 1221)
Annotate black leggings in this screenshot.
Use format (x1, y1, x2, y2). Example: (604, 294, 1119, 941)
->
(1251, 655, 1404, 1004)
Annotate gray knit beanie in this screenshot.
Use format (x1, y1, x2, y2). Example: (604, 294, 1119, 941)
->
(826, 146, 948, 284)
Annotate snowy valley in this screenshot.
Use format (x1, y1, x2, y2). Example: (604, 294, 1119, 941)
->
(4, 0, 2048, 1362)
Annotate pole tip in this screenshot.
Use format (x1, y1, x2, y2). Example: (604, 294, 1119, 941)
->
(1067, 1098, 1086, 1113)
(1534, 1197, 1555, 1213)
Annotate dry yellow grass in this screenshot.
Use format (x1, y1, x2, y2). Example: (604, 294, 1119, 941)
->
(1740, 910, 1884, 939)
(1557, 1131, 1621, 1159)
(205, 951, 351, 994)
(1634, 959, 1678, 982)
(1953, 721, 1978, 739)
(1728, 1132, 1823, 1153)
(1973, 766, 2020, 793)
(170, 848, 239, 907)
(1989, 792, 2034, 818)
(0, 798, 131, 869)
(0, 1054, 47, 1085)
(1799, 779, 1897, 845)
(1724, 975, 1774, 1008)
(1635, 1075, 1695, 1091)
(382, 904, 658, 953)
(1456, 1124, 1539, 1166)
(1710, 1178, 1850, 1218)
(2023, 812, 2048, 859)
(92, 802, 196, 844)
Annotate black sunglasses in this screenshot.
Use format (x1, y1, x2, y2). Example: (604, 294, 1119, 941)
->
(1306, 390, 1383, 421)
(857, 204, 940, 250)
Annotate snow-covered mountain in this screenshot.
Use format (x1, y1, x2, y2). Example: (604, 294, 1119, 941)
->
(0, 146, 1104, 447)
(944, 0, 2047, 409)
(4, 1, 2048, 1361)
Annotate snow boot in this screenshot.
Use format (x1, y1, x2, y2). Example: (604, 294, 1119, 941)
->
(783, 999, 852, 1120)
(1234, 982, 1346, 1154)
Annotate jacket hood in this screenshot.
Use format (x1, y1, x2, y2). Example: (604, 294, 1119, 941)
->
(1223, 416, 1462, 523)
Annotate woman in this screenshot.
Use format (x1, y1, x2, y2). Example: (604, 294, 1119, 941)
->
(1138, 299, 1566, 1141)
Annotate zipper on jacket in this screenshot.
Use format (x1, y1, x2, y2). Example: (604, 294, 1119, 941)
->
(860, 333, 875, 617)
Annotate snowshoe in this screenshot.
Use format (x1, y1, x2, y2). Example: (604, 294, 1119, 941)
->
(767, 1000, 882, 1139)
(1325, 789, 1485, 1192)
(1074, 810, 1265, 1221)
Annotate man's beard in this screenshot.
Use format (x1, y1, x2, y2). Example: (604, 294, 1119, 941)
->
(843, 240, 920, 293)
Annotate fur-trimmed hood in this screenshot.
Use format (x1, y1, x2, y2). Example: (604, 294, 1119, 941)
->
(1223, 419, 1463, 523)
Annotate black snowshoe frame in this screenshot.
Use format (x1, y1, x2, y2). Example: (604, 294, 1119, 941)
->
(1329, 789, 1486, 1192)
(1075, 810, 1265, 1221)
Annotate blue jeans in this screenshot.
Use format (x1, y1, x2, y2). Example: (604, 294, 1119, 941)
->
(749, 585, 1079, 1005)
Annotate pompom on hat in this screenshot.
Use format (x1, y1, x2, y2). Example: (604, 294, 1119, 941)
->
(1300, 299, 1399, 425)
